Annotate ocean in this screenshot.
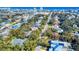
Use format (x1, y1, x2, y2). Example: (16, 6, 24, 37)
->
(0, 7, 79, 11)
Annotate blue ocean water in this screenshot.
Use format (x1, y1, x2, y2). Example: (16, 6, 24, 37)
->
(1, 7, 79, 11)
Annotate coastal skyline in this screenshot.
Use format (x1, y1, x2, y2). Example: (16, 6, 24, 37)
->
(0, 7, 79, 11)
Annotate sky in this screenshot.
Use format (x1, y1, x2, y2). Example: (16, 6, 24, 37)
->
(0, 0, 79, 7)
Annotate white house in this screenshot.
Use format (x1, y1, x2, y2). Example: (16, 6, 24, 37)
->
(11, 38, 25, 46)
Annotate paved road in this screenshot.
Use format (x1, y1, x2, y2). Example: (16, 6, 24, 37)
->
(40, 12, 52, 37)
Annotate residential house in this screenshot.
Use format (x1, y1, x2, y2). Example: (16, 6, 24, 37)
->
(11, 38, 25, 46)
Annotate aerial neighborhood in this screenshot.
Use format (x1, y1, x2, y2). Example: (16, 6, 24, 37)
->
(0, 7, 79, 51)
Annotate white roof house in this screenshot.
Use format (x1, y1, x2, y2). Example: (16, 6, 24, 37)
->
(0, 29, 10, 36)
(54, 16, 59, 20)
(73, 24, 78, 28)
(31, 19, 42, 31)
(74, 32, 79, 36)
(57, 28, 63, 33)
(22, 14, 29, 23)
(31, 27, 38, 31)
(25, 31, 32, 37)
(0, 23, 11, 30)
(1, 22, 7, 26)
(35, 46, 42, 51)
(52, 25, 63, 33)
(52, 24, 59, 29)
(11, 38, 25, 46)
